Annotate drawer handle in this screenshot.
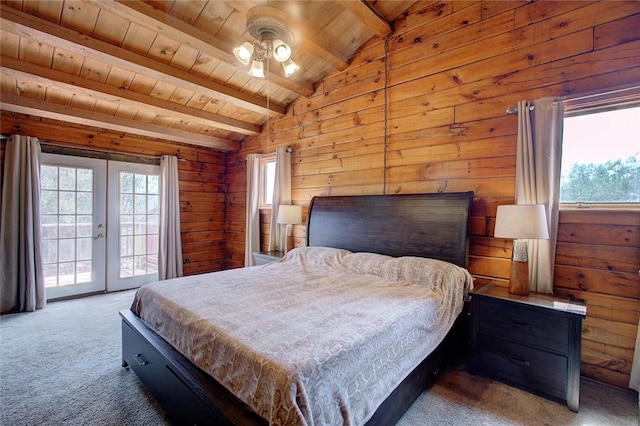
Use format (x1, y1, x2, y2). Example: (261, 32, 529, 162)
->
(509, 357, 531, 367)
(509, 320, 531, 329)
(134, 353, 148, 366)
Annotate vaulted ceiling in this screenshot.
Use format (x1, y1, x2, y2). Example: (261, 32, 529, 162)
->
(0, 1, 417, 152)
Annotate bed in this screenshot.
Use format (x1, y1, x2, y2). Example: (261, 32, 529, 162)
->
(121, 191, 474, 425)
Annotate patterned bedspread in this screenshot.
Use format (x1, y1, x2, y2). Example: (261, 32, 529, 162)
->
(131, 247, 473, 425)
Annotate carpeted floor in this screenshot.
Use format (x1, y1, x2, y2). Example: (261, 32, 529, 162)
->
(1, 290, 637, 425)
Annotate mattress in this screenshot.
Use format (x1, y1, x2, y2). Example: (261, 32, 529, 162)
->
(131, 246, 473, 425)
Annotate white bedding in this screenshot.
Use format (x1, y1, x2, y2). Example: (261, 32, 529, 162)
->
(131, 246, 473, 425)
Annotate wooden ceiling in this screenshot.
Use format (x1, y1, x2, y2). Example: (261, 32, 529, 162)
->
(0, 0, 417, 152)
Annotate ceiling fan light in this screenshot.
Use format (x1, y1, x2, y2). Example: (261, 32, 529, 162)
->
(282, 58, 299, 77)
(233, 42, 254, 65)
(272, 39, 291, 62)
(249, 59, 265, 78)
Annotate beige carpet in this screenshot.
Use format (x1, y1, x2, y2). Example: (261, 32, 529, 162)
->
(1, 290, 637, 425)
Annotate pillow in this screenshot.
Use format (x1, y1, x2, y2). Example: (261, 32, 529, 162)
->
(343, 252, 473, 294)
(275, 246, 352, 269)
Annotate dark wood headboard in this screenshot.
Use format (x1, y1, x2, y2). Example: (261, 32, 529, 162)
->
(305, 192, 474, 267)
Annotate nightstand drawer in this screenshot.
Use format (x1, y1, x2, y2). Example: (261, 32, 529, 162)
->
(477, 298, 569, 353)
(476, 334, 568, 399)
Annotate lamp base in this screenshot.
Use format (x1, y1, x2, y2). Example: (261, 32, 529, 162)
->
(509, 260, 529, 295)
(283, 235, 294, 253)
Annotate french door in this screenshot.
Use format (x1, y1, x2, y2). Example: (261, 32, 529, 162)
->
(41, 154, 159, 299)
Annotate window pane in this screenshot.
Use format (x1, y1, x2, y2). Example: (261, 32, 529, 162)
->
(262, 160, 276, 205)
(42, 215, 58, 239)
(77, 169, 93, 191)
(560, 106, 640, 203)
(41, 166, 58, 190)
(42, 239, 58, 263)
(59, 215, 76, 238)
(148, 195, 158, 214)
(120, 194, 133, 214)
(121, 236, 133, 256)
(77, 215, 93, 238)
(148, 175, 159, 194)
(59, 167, 76, 190)
(134, 174, 147, 193)
(121, 215, 134, 236)
(121, 172, 134, 193)
(77, 238, 92, 261)
(76, 260, 92, 283)
(43, 264, 58, 287)
(59, 191, 76, 214)
(77, 192, 92, 214)
(134, 194, 147, 214)
(58, 239, 75, 262)
(41, 191, 58, 215)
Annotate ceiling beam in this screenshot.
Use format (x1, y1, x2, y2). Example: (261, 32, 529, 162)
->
(0, 4, 286, 117)
(0, 93, 240, 152)
(338, 0, 391, 38)
(1, 55, 260, 136)
(84, 0, 315, 97)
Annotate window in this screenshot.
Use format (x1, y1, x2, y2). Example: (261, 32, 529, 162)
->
(560, 96, 640, 205)
(259, 153, 276, 208)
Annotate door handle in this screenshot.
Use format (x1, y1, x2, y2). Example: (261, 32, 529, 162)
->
(96, 233, 105, 239)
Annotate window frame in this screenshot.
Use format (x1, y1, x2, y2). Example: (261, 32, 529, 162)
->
(559, 89, 640, 210)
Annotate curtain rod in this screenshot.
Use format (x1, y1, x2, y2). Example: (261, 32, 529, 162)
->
(506, 86, 640, 115)
(0, 135, 185, 162)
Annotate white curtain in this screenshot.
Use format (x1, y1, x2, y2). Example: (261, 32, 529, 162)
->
(515, 98, 564, 294)
(630, 322, 640, 391)
(268, 147, 292, 252)
(158, 155, 183, 280)
(245, 154, 261, 266)
(0, 135, 46, 313)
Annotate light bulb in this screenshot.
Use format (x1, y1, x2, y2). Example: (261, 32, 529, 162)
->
(281, 58, 299, 77)
(272, 39, 291, 62)
(249, 59, 265, 78)
(233, 42, 254, 65)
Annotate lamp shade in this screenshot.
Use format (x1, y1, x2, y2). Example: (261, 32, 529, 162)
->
(494, 204, 549, 239)
(276, 205, 302, 225)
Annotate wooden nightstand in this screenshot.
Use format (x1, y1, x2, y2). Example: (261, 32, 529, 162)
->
(252, 250, 285, 266)
(469, 284, 586, 412)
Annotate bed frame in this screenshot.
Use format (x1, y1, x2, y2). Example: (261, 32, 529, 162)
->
(121, 191, 474, 425)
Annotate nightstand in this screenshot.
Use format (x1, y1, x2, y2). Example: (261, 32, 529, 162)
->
(252, 250, 285, 266)
(469, 284, 586, 412)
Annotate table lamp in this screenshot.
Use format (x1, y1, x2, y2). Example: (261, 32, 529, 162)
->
(494, 204, 549, 295)
(277, 205, 302, 253)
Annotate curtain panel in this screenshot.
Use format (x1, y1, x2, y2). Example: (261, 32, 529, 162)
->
(158, 155, 183, 280)
(245, 154, 261, 267)
(0, 135, 46, 313)
(268, 147, 292, 252)
(515, 98, 564, 294)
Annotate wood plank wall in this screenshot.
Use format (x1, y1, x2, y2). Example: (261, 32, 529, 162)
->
(0, 114, 227, 276)
(225, 0, 640, 389)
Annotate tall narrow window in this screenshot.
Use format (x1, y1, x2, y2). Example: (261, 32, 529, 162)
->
(259, 153, 276, 208)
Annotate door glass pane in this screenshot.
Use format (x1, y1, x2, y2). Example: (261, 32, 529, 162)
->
(40, 165, 94, 287)
(118, 172, 159, 278)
